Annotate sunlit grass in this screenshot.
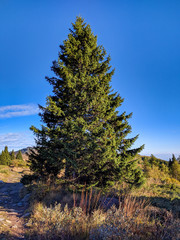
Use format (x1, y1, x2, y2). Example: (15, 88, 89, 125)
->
(25, 189, 180, 240)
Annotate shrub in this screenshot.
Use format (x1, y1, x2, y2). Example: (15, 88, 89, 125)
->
(26, 203, 105, 240)
(25, 196, 180, 240)
(12, 159, 27, 167)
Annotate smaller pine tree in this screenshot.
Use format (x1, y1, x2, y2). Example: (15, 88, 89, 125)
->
(16, 150, 23, 160)
(11, 150, 16, 160)
(168, 158, 173, 168)
(0, 146, 11, 165)
(0, 151, 7, 165)
(172, 154, 176, 163)
(169, 154, 176, 171)
(169, 154, 180, 180)
(177, 155, 180, 164)
(5, 146, 11, 165)
(149, 154, 157, 167)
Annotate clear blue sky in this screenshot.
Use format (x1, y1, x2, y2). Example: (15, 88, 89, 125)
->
(0, 0, 180, 160)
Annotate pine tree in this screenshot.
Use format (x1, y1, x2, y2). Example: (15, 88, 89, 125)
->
(171, 160, 180, 181)
(169, 154, 176, 170)
(0, 151, 7, 165)
(149, 154, 158, 166)
(169, 154, 180, 180)
(177, 155, 180, 164)
(5, 146, 11, 165)
(0, 146, 11, 165)
(30, 17, 144, 188)
(172, 154, 176, 162)
(11, 150, 16, 160)
(16, 150, 23, 160)
(168, 158, 173, 168)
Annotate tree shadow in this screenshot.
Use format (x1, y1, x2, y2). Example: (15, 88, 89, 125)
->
(0, 231, 25, 240)
(0, 182, 26, 239)
(129, 195, 180, 219)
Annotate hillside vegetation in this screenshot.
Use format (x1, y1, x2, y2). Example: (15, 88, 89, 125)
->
(0, 153, 179, 239)
(20, 154, 180, 240)
(0, 146, 25, 167)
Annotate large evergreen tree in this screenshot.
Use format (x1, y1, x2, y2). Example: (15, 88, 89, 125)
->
(30, 17, 144, 188)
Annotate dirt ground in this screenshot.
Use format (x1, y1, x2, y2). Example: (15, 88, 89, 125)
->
(0, 167, 30, 240)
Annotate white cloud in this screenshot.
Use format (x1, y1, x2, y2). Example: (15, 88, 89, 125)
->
(0, 104, 39, 119)
(0, 132, 35, 151)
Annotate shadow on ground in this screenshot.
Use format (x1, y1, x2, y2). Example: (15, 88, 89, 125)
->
(0, 182, 27, 239)
(146, 196, 180, 218)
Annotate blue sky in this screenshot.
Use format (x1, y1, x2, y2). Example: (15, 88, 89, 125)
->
(0, 0, 180, 160)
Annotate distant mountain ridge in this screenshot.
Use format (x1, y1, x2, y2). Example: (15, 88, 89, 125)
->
(15, 147, 170, 162)
(15, 147, 31, 155)
(15, 147, 178, 162)
(15, 147, 31, 161)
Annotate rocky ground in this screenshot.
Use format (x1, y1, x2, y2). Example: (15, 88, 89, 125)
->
(0, 168, 30, 240)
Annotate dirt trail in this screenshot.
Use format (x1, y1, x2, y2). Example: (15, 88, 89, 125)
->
(0, 168, 30, 240)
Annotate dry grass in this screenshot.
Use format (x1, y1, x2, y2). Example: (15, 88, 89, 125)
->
(0, 165, 30, 183)
(25, 186, 180, 240)
(20, 163, 180, 240)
